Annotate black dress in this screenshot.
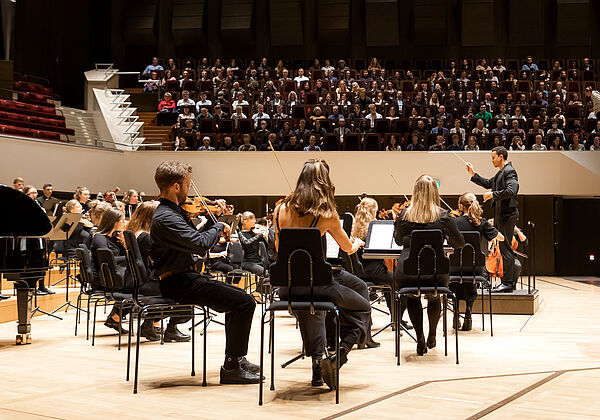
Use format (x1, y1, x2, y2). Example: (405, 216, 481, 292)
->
(393, 209, 465, 288)
(137, 231, 161, 296)
(450, 214, 498, 302)
(90, 233, 132, 292)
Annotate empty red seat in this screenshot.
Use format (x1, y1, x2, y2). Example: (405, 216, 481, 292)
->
(34, 130, 61, 141)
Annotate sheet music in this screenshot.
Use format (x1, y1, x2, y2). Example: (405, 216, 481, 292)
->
(325, 218, 345, 259)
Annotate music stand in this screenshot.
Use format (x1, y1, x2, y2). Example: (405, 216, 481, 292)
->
(45, 213, 82, 316)
(362, 220, 416, 342)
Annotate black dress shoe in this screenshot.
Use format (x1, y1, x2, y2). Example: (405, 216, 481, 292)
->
(358, 336, 381, 349)
(311, 358, 324, 387)
(38, 287, 55, 295)
(426, 333, 436, 349)
(140, 321, 161, 342)
(0, 294, 11, 300)
(239, 357, 259, 374)
(35, 288, 49, 296)
(461, 317, 473, 331)
(104, 318, 128, 334)
(164, 326, 191, 342)
(493, 283, 513, 293)
(401, 320, 414, 330)
(219, 366, 261, 384)
(320, 346, 349, 390)
(416, 338, 428, 356)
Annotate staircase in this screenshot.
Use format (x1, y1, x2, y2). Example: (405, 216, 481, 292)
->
(57, 106, 100, 146)
(138, 112, 173, 150)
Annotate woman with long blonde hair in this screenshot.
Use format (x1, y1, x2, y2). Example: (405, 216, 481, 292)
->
(393, 175, 465, 355)
(450, 193, 503, 331)
(274, 159, 371, 390)
(352, 198, 411, 331)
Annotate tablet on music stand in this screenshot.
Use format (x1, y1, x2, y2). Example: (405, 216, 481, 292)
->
(363, 220, 402, 258)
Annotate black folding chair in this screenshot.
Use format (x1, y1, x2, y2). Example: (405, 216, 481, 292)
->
(95, 249, 135, 349)
(259, 228, 341, 405)
(74, 247, 105, 338)
(394, 229, 459, 365)
(449, 231, 493, 336)
(123, 230, 205, 394)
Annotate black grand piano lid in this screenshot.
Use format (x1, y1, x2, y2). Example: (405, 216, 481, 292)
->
(0, 185, 52, 236)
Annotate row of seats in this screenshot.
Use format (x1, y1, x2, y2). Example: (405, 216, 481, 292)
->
(0, 79, 72, 143)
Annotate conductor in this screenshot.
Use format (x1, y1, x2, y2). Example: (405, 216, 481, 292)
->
(465, 146, 519, 293)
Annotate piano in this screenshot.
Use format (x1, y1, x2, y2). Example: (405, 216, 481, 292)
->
(0, 185, 52, 344)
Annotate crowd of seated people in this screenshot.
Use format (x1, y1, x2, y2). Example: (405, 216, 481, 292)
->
(145, 55, 600, 151)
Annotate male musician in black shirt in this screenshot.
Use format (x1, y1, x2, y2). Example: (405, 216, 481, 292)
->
(150, 161, 260, 384)
(466, 146, 519, 293)
(36, 184, 60, 216)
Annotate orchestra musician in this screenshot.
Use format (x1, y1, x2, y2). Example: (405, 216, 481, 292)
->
(237, 212, 267, 275)
(59, 199, 94, 254)
(12, 177, 25, 192)
(351, 197, 412, 336)
(150, 161, 261, 384)
(123, 189, 140, 219)
(393, 175, 465, 355)
(450, 193, 504, 331)
(466, 146, 519, 293)
(36, 184, 60, 216)
(273, 159, 371, 390)
(74, 186, 91, 213)
(23, 185, 55, 295)
(207, 225, 234, 276)
(90, 207, 131, 334)
(128, 201, 190, 342)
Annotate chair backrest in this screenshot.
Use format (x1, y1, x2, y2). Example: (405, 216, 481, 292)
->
(449, 231, 485, 279)
(229, 240, 244, 267)
(96, 248, 124, 293)
(404, 229, 449, 279)
(343, 251, 365, 277)
(270, 228, 332, 289)
(258, 240, 269, 271)
(76, 246, 93, 291)
(123, 230, 147, 305)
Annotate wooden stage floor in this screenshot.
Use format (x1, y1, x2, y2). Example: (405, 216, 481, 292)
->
(0, 276, 599, 420)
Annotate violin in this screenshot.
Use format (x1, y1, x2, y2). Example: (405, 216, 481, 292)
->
(449, 209, 462, 218)
(104, 187, 120, 203)
(378, 200, 411, 220)
(180, 195, 233, 219)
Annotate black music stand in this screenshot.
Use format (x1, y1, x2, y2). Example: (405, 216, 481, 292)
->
(362, 220, 416, 342)
(45, 213, 82, 315)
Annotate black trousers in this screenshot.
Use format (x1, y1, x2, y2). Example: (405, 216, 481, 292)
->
(160, 271, 256, 357)
(361, 259, 394, 310)
(209, 259, 233, 274)
(279, 270, 370, 357)
(494, 210, 518, 286)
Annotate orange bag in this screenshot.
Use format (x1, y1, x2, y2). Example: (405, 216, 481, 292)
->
(486, 239, 504, 278)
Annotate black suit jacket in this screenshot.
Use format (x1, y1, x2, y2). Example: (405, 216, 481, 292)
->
(471, 162, 519, 215)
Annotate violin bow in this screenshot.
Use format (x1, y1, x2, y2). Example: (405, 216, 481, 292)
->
(268, 139, 293, 192)
(389, 173, 410, 202)
(189, 179, 219, 224)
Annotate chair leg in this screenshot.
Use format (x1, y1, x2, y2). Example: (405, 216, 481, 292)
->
(259, 310, 266, 406)
(443, 295, 448, 356)
(118, 304, 123, 350)
(86, 298, 91, 340)
(396, 296, 401, 365)
(74, 294, 82, 336)
(133, 311, 143, 394)
(481, 281, 485, 331)
(270, 312, 275, 391)
(126, 309, 134, 381)
(202, 307, 207, 386)
(335, 310, 340, 404)
(489, 283, 494, 337)
(191, 309, 196, 377)
(92, 300, 99, 346)
(454, 296, 459, 364)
